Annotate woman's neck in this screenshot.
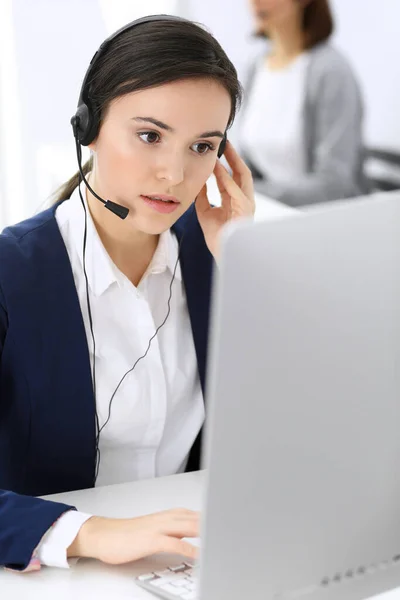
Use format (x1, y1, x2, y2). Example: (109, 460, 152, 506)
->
(266, 20, 305, 70)
(85, 184, 159, 287)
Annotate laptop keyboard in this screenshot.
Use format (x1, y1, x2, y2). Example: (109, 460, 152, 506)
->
(135, 562, 198, 599)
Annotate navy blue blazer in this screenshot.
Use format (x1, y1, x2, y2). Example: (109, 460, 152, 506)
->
(0, 202, 213, 570)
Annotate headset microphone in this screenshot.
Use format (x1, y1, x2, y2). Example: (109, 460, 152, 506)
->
(71, 117, 129, 220)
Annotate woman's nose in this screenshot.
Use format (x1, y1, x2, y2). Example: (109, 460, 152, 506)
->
(155, 153, 184, 186)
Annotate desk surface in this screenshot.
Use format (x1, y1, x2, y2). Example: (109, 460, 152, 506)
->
(3, 474, 400, 600)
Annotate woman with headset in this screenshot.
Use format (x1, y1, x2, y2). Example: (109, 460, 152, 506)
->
(0, 16, 254, 573)
(239, 0, 370, 206)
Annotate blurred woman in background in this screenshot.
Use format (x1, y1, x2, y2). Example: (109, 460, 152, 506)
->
(239, 0, 370, 206)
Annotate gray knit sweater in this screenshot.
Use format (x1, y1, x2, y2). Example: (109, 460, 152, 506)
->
(240, 43, 370, 206)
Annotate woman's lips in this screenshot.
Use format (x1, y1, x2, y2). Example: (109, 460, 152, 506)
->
(140, 195, 180, 214)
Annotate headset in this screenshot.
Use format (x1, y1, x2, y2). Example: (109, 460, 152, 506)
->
(70, 15, 226, 485)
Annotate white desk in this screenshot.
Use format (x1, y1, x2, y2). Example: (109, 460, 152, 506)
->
(205, 174, 295, 221)
(3, 474, 400, 600)
(253, 191, 295, 220)
(0, 472, 203, 600)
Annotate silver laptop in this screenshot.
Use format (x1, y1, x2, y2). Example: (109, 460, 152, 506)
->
(137, 192, 400, 600)
(200, 192, 400, 600)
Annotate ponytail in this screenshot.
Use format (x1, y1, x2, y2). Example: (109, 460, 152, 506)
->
(51, 156, 93, 204)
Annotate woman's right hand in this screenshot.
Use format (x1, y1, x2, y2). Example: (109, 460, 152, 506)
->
(67, 508, 199, 565)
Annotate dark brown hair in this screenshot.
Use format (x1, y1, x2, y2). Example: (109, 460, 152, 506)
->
(254, 0, 334, 50)
(302, 0, 334, 49)
(53, 18, 242, 203)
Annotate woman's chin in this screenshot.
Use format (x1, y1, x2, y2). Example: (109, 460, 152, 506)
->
(127, 211, 181, 236)
(254, 20, 270, 37)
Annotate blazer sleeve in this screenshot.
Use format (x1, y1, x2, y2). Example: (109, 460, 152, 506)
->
(0, 491, 77, 570)
(0, 282, 6, 359)
(254, 50, 368, 206)
(0, 284, 76, 571)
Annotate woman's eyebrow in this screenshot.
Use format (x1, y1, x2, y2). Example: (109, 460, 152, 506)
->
(132, 116, 225, 139)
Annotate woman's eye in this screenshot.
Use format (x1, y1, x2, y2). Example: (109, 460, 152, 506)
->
(138, 133, 214, 155)
(192, 142, 214, 155)
(138, 131, 160, 144)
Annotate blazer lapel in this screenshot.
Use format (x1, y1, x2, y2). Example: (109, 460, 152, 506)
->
(173, 205, 214, 396)
(21, 213, 96, 493)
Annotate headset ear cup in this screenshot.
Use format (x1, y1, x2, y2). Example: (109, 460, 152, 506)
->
(73, 102, 100, 146)
(217, 134, 227, 158)
(72, 104, 90, 144)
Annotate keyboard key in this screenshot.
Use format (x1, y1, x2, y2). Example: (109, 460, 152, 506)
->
(153, 574, 178, 584)
(155, 569, 175, 577)
(170, 578, 190, 587)
(150, 578, 171, 588)
(135, 563, 198, 599)
(169, 564, 187, 572)
(160, 583, 184, 596)
(184, 568, 194, 576)
(185, 580, 196, 590)
(137, 572, 155, 581)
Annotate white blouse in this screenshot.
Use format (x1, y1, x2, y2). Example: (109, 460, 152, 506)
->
(36, 182, 204, 568)
(240, 52, 311, 180)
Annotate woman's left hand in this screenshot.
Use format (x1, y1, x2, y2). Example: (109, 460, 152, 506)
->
(195, 140, 255, 262)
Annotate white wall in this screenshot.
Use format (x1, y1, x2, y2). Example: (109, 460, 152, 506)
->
(0, 0, 179, 228)
(0, 0, 106, 227)
(182, 0, 255, 84)
(331, 0, 400, 151)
